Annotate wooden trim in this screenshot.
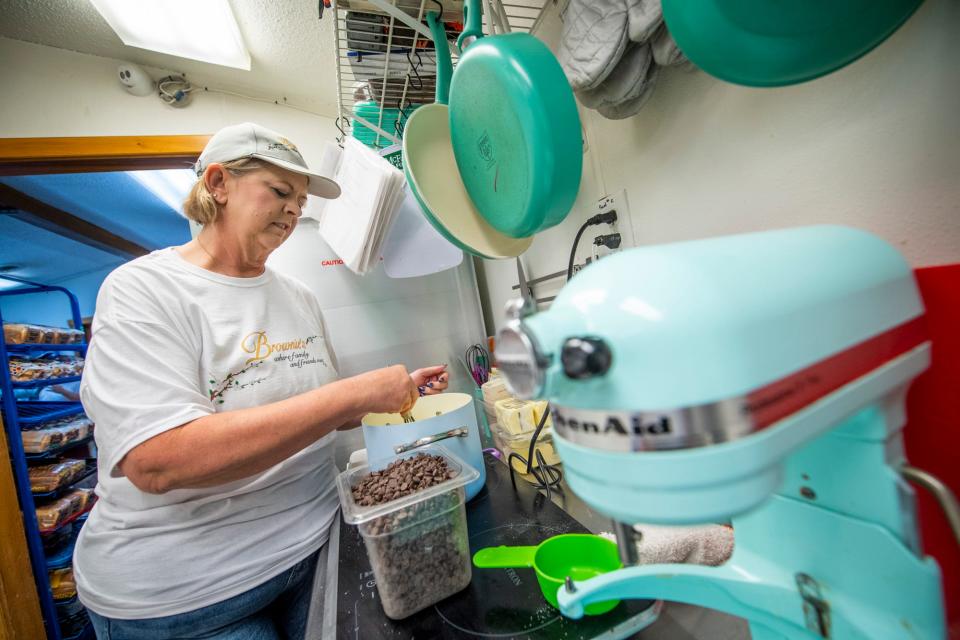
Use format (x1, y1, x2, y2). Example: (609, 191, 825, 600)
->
(0, 418, 46, 640)
(0, 183, 150, 258)
(0, 135, 210, 176)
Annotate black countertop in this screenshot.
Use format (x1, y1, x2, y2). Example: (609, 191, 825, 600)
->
(315, 454, 750, 639)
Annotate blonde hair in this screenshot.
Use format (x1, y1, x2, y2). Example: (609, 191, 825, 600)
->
(182, 157, 270, 225)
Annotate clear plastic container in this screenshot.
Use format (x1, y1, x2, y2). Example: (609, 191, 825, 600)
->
(493, 424, 562, 483)
(336, 444, 480, 619)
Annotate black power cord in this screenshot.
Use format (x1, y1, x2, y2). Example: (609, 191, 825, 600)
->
(566, 211, 618, 281)
(507, 404, 563, 501)
(593, 233, 622, 250)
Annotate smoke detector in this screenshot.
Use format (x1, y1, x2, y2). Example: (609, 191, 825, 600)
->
(117, 62, 155, 96)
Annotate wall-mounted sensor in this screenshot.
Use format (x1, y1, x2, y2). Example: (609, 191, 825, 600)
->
(117, 62, 154, 96)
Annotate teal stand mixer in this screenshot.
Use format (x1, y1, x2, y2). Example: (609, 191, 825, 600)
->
(495, 226, 950, 639)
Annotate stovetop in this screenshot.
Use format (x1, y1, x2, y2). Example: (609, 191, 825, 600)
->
(335, 454, 658, 639)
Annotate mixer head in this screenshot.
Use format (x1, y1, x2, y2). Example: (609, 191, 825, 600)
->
(495, 226, 929, 524)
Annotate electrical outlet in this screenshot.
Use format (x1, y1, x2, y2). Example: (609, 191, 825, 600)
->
(593, 189, 634, 250)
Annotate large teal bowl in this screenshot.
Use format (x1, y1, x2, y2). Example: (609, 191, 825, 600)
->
(663, 0, 923, 87)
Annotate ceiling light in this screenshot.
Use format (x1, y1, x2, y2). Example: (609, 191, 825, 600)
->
(129, 169, 197, 217)
(89, 0, 251, 70)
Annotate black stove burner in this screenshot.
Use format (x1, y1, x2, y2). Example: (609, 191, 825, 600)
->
(335, 455, 657, 639)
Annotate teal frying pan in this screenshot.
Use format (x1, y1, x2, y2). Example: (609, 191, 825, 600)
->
(663, 0, 923, 87)
(448, 0, 583, 239)
(402, 11, 532, 259)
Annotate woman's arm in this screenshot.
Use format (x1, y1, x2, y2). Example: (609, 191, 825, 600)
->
(119, 365, 417, 494)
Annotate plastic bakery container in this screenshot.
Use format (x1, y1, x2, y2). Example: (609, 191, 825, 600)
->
(336, 444, 480, 619)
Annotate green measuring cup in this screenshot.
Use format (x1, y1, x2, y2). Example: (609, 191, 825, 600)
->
(473, 534, 622, 615)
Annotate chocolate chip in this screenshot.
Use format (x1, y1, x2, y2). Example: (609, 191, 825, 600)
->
(350, 453, 470, 618)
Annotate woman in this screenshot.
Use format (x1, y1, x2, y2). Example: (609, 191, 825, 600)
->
(75, 122, 449, 639)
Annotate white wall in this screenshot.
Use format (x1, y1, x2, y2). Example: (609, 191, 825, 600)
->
(0, 37, 337, 165)
(480, 0, 960, 335)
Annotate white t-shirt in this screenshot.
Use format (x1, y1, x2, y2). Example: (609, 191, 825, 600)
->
(74, 248, 341, 619)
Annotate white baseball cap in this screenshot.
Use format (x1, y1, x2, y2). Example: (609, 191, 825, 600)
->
(195, 122, 341, 199)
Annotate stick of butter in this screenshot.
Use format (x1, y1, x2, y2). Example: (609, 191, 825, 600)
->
(495, 398, 538, 436)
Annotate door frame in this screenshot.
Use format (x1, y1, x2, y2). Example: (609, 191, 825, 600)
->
(0, 134, 210, 176)
(0, 133, 208, 639)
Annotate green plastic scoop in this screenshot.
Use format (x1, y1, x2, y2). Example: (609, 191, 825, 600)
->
(473, 534, 622, 615)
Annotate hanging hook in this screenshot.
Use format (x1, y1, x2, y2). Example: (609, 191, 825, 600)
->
(430, 0, 443, 21)
(335, 116, 346, 147)
(395, 97, 408, 138)
(405, 52, 424, 90)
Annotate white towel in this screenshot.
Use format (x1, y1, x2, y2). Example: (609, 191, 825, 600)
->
(600, 524, 734, 566)
(317, 138, 406, 275)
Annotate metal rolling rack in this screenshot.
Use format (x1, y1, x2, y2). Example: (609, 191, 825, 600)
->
(332, 0, 549, 150)
(1, 275, 93, 640)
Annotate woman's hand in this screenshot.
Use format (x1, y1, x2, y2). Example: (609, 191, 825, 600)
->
(361, 365, 420, 414)
(411, 364, 448, 396)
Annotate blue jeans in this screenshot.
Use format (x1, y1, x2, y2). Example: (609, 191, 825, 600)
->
(87, 547, 321, 640)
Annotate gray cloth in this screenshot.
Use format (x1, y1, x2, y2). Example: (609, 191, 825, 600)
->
(559, 0, 668, 120)
(651, 22, 686, 67)
(598, 62, 660, 120)
(577, 41, 653, 110)
(627, 0, 663, 44)
(558, 0, 631, 91)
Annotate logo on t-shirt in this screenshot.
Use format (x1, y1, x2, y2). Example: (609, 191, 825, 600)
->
(207, 331, 328, 404)
(242, 331, 325, 368)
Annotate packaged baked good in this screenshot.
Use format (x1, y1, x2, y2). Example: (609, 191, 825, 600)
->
(35, 488, 93, 531)
(22, 416, 93, 453)
(71, 487, 94, 513)
(55, 421, 81, 444)
(48, 568, 76, 600)
(62, 416, 92, 441)
(29, 459, 86, 493)
(8, 354, 84, 381)
(39, 325, 58, 344)
(36, 495, 80, 530)
(22, 427, 66, 454)
(3, 323, 44, 344)
(9, 359, 43, 381)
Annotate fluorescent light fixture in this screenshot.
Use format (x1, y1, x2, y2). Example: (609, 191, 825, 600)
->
(129, 169, 197, 217)
(90, 0, 251, 70)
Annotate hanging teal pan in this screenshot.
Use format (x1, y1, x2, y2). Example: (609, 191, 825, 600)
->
(662, 0, 924, 87)
(448, 0, 583, 239)
(402, 11, 532, 259)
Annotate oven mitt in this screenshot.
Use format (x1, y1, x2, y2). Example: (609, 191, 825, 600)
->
(576, 41, 653, 109)
(558, 0, 631, 91)
(597, 63, 660, 120)
(627, 0, 663, 44)
(601, 524, 734, 566)
(651, 22, 686, 66)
